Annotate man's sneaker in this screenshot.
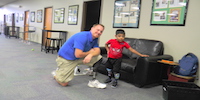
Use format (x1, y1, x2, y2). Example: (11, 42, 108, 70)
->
(111, 81, 117, 88)
(104, 78, 112, 83)
(51, 68, 59, 79)
(88, 80, 107, 89)
(51, 71, 56, 77)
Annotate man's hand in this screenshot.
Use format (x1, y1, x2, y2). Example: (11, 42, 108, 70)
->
(82, 54, 93, 64)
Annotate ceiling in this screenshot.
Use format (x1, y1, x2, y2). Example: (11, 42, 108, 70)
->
(0, 0, 19, 8)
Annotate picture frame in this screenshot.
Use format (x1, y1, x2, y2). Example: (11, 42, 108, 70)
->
(68, 5, 79, 25)
(113, 0, 141, 28)
(30, 11, 35, 22)
(20, 13, 24, 21)
(16, 13, 19, 23)
(150, 0, 189, 26)
(37, 9, 43, 23)
(9, 14, 12, 22)
(54, 8, 65, 23)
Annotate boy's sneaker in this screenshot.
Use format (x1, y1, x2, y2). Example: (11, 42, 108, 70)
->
(111, 81, 117, 88)
(88, 80, 107, 89)
(104, 78, 112, 83)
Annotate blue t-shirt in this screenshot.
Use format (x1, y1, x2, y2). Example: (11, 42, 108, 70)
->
(58, 31, 99, 60)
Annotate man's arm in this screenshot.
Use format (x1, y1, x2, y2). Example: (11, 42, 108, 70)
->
(75, 49, 89, 58)
(75, 47, 100, 58)
(77, 47, 100, 64)
(90, 47, 101, 56)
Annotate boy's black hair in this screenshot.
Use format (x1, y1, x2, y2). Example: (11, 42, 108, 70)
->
(116, 29, 125, 35)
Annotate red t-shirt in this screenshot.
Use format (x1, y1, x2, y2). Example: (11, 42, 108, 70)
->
(106, 39, 130, 59)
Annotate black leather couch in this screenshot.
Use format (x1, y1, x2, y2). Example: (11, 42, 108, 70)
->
(96, 38, 173, 88)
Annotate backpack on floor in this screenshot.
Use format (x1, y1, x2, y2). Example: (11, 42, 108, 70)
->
(174, 53, 199, 76)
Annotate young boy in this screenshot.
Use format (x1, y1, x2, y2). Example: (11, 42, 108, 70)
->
(104, 29, 149, 88)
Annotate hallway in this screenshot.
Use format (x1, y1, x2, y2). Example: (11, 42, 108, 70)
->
(0, 34, 163, 100)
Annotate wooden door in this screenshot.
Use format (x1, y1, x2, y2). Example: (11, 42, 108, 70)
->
(24, 11, 29, 40)
(42, 7, 52, 45)
(11, 13, 15, 36)
(3, 15, 6, 34)
(3, 15, 6, 24)
(44, 7, 52, 37)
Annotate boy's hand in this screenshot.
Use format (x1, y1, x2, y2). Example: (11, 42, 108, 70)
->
(141, 55, 149, 57)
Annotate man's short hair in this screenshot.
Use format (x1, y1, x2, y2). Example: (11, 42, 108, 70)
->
(93, 23, 105, 28)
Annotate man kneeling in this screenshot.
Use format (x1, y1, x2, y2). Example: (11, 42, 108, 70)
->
(52, 24, 106, 89)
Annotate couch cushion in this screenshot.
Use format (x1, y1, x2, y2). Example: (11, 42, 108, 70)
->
(130, 39, 163, 58)
(101, 54, 108, 64)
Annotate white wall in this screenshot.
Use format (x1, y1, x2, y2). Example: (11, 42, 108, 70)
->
(100, 0, 200, 86)
(0, 0, 86, 43)
(0, 0, 200, 86)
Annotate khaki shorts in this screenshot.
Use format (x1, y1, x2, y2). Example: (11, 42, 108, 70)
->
(55, 55, 102, 83)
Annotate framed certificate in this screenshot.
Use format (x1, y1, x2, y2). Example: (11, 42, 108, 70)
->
(113, 0, 141, 28)
(150, 0, 189, 26)
(54, 8, 65, 23)
(68, 5, 79, 25)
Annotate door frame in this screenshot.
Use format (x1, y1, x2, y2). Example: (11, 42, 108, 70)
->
(3, 14, 6, 34)
(81, 0, 101, 31)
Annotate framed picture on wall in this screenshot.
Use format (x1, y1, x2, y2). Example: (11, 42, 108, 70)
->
(113, 0, 141, 28)
(150, 0, 189, 26)
(20, 13, 24, 21)
(30, 11, 35, 22)
(9, 14, 12, 22)
(37, 9, 43, 23)
(54, 8, 65, 23)
(68, 5, 79, 25)
(16, 13, 19, 23)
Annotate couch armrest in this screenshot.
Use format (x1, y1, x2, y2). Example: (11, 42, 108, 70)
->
(141, 55, 173, 63)
(133, 54, 173, 87)
(100, 47, 107, 55)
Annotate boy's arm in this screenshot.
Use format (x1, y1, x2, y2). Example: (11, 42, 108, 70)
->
(105, 43, 109, 58)
(128, 47, 149, 57)
(105, 43, 109, 52)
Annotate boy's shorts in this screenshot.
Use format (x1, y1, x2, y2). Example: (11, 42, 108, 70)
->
(55, 55, 102, 83)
